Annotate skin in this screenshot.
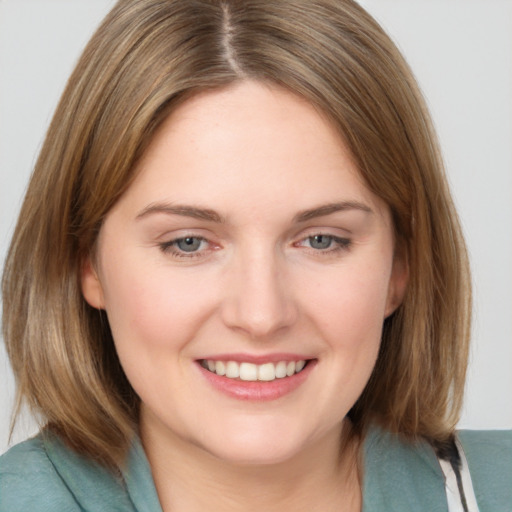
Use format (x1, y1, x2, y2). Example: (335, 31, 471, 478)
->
(82, 80, 407, 511)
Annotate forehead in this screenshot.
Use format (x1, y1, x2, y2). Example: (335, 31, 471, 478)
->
(116, 80, 389, 222)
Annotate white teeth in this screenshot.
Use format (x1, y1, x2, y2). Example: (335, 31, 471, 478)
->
(295, 360, 306, 372)
(258, 362, 275, 381)
(239, 362, 258, 381)
(203, 359, 308, 381)
(275, 361, 287, 378)
(215, 361, 226, 376)
(225, 361, 239, 378)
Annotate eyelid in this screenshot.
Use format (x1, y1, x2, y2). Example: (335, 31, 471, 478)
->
(156, 228, 352, 260)
(296, 234, 350, 247)
(292, 225, 351, 240)
(292, 231, 352, 254)
(159, 234, 219, 259)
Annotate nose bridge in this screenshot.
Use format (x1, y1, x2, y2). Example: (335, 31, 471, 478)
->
(221, 241, 297, 338)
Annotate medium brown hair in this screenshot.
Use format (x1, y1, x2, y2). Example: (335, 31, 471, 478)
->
(2, 0, 471, 468)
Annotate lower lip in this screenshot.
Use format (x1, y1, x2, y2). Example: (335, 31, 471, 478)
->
(197, 360, 316, 401)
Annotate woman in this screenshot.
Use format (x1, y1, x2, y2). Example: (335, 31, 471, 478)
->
(1, 1, 510, 511)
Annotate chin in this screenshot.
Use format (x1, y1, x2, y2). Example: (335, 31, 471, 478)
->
(205, 438, 303, 467)
(194, 417, 319, 467)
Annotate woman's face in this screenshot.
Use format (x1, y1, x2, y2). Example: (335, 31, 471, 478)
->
(82, 81, 406, 465)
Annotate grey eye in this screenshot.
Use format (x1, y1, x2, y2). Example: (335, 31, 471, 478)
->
(308, 235, 333, 250)
(175, 237, 203, 252)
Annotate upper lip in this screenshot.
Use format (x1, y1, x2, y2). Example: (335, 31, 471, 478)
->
(197, 353, 314, 364)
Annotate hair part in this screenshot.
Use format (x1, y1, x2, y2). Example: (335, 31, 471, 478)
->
(3, 0, 471, 469)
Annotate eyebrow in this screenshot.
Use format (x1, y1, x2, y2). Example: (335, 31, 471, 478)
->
(293, 201, 374, 222)
(136, 203, 225, 223)
(135, 200, 373, 224)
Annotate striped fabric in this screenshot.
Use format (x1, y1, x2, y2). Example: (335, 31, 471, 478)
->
(437, 437, 480, 512)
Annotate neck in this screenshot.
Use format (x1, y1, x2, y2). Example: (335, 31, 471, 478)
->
(141, 415, 362, 512)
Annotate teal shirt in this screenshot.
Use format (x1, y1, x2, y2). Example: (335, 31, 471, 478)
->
(1, 427, 511, 511)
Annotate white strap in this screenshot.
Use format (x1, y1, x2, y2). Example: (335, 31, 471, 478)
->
(438, 438, 480, 512)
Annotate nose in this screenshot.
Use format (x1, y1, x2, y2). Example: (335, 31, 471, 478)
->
(220, 246, 298, 339)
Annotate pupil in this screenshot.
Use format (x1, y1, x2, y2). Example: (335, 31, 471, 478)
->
(177, 237, 201, 252)
(311, 235, 332, 249)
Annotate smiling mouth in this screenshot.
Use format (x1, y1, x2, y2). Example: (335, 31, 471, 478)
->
(199, 359, 309, 382)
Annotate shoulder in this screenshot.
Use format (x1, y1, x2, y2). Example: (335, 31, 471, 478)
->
(0, 433, 136, 512)
(457, 429, 512, 512)
(362, 426, 512, 512)
(0, 435, 81, 511)
(362, 426, 448, 511)
(458, 428, 512, 457)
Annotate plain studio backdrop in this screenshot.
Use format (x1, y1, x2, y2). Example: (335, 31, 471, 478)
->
(0, 0, 511, 454)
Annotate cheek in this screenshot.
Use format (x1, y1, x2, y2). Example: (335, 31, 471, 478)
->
(98, 264, 220, 409)
(298, 260, 391, 396)
(99, 262, 210, 357)
(283, 263, 392, 431)
(301, 262, 392, 345)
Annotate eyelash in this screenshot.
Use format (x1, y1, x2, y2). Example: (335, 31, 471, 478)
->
(295, 234, 351, 254)
(159, 234, 352, 259)
(159, 236, 210, 259)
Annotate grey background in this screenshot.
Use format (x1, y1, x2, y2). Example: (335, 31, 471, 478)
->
(1, 0, 511, 454)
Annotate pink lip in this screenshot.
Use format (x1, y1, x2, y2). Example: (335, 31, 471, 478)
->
(197, 359, 317, 401)
(198, 352, 311, 364)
